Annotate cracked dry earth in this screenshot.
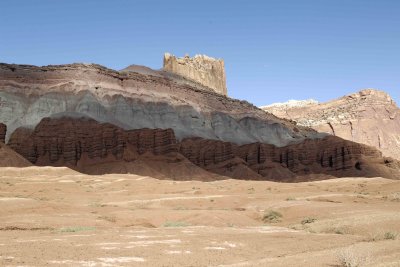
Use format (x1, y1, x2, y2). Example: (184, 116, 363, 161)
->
(0, 167, 400, 266)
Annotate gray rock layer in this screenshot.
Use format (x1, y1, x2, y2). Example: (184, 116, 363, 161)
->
(0, 63, 320, 146)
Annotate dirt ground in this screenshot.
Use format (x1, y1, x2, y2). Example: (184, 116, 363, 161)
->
(0, 167, 399, 266)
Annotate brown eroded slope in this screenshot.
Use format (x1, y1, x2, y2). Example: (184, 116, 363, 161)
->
(0, 142, 32, 167)
(0, 123, 31, 167)
(262, 89, 400, 160)
(7, 117, 400, 181)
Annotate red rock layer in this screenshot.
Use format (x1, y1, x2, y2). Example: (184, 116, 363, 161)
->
(0, 123, 6, 144)
(8, 117, 400, 180)
(237, 137, 397, 180)
(8, 117, 177, 167)
(179, 137, 399, 181)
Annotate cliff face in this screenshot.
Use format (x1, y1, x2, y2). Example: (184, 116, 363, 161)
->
(8, 117, 177, 166)
(181, 135, 400, 181)
(262, 89, 400, 160)
(0, 63, 317, 147)
(8, 117, 399, 181)
(163, 53, 227, 96)
(0, 123, 5, 143)
(3, 62, 398, 181)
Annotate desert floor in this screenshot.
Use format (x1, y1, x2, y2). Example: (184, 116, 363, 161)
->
(0, 167, 399, 267)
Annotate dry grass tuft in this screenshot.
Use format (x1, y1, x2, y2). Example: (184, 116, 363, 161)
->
(364, 230, 398, 242)
(337, 247, 370, 267)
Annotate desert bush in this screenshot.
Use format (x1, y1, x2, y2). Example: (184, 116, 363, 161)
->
(60, 226, 96, 233)
(98, 215, 116, 223)
(325, 224, 352, 235)
(337, 247, 369, 267)
(301, 217, 316, 225)
(365, 230, 398, 242)
(163, 221, 189, 227)
(384, 231, 397, 240)
(389, 192, 400, 202)
(364, 231, 381, 242)
(263, 210, 282, 223)
(334, 227, 351, 235)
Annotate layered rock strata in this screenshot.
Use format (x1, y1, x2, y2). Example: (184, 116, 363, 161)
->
(8, 117, 399, 181)
(0, 123, 5, 143)
(0, 63, 318, 147)
(262, 89, 400, 160)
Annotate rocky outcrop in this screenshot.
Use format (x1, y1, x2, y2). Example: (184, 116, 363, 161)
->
(163, 53, 227, 96)
(0, 125, 32, 167)
(0, 123, 5, 143)
(180, 136, 400, 181)
(8, 117, 177, 167)
(261, 89, 400, 160)
(3, 61, 398, 181)
(0, 62, 318, 147)
(260, 99, 319, 113)
(8, 117, 400, 180)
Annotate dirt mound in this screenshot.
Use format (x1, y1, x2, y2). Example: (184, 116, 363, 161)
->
(81, 154, 223, 181)
(0, 142, 32, 167)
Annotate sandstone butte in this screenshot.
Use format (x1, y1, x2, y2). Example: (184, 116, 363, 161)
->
(0, 59, 399, 181)
(261, 89, 400, 160)
(163, 53, 227, 96)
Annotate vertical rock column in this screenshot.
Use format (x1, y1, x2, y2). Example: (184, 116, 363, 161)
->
(0, 123, 6, 143)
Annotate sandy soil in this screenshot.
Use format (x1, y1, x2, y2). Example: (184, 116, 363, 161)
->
(0, 167, 400, 266)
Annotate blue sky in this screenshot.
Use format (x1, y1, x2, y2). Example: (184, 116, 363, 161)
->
(1, 0, 399, 106)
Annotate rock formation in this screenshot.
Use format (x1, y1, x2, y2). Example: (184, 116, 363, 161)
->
(262, 89, 400, 160)
(0, 62, 318, 147)
(0, 124, 32, 167)
(2, 62, 399, 181)
(8, 117, 177, 166)
(0, 123, 6, 143)
(8, 117, 400, 181)
(163, 53, 227, 96)
(260, 99, 319, 112)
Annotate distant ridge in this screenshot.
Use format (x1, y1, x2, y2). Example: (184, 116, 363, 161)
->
(261, 89, 400, 160)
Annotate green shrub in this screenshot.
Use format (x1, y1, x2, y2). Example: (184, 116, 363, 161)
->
(263, 210, 282, 223)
